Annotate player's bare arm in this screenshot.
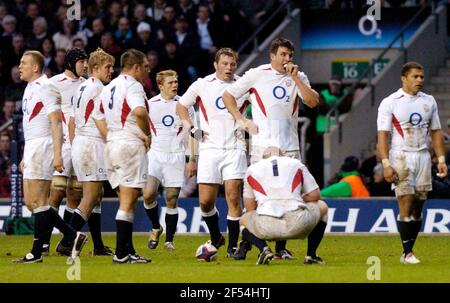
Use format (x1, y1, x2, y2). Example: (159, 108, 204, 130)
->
(186, 136, 197, 177)
(243, 197, 257, 212)
(222, 90, 258, 135)
(93, 117, 108, 142)
(134, 106, 151, 150)
(285, 63, 319, 108)
(377, 130, 398, 183)
(430, 129, 448, 178)
(68, 116, 76, 144)
(176, 102, 194, 129)
(48, 110, 64, 173)
(303, 188, 320, 203)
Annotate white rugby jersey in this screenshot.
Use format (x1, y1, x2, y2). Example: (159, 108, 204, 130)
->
(22, 74, 61, 140)
(49, 72, 85, 141)
(72, 77, 105, 139)
(225, 64, 311, 152)
(244, 156, 319, 218)
(148, 94, 195, 153)
(178, 73, 249, 151)
(100, 74, 148, 143)
(377, 88, 441, 152)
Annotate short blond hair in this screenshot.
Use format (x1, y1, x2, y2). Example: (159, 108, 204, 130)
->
(88, 48, 115, 74)
(156, 70, 177, 86)
(23, 50, 44, 73)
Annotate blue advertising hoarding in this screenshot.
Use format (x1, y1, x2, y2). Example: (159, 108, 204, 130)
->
(1, 198, 449, 233)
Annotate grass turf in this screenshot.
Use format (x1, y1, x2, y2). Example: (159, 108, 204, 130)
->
(0, 234, 449, 283)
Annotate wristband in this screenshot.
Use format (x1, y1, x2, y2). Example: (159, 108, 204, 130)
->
(190, 126, 203, 141)
(382, 159, 391, 168)
(438, 156, 445, 164)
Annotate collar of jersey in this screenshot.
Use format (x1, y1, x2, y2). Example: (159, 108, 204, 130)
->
(398, 88, 422, 98)
(31, 74, 47, 85)
(121, 73, 137, 82)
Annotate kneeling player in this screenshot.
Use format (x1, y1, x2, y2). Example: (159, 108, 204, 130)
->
(234, 147, 328, 265)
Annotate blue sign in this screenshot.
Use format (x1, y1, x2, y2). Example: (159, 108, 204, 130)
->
(2, 199, 449, 233)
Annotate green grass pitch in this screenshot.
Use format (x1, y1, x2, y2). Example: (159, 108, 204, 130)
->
(0, 234, 449, 283)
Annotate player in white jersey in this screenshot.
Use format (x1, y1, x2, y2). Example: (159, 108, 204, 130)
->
(143, 70, 196, 251)
(42, 48, 88, 256)
(377, 62, 447, 265)
(66, 48, 115, 256)
(177, 48, 250, 256)
(13, 51, 87, 263)
(223, 37, 320, 260)
(101, 49, 152, 264)
(232, 147, 328, 265)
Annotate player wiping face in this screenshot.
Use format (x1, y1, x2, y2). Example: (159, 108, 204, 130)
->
(271, 46, 298, 75)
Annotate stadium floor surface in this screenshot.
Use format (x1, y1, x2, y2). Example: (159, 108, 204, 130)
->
(0, 234, 449, 283)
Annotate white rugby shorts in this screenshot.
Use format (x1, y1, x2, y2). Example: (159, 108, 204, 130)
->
(250, 146, 301, 164)
(147, 149, 185, 187)
(389, 149, 432, 196)
(246, 202, 320, 241)
(23, 137, 54, 180)
(197, 149, 247, 184)
(104, 140, 148, 189)
(53, 140, 75, 177)
(72, 135, 107, 182)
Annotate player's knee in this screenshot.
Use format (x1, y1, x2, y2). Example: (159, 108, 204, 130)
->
(199, 201, 215, 213)
(415, 191, 428, 201)
(143, 190, 158, 204)
(51, 176, 67, 192)
(165, 190, 180, 206)
(317, 200, 328, 218)
(68, 177, 82, 193)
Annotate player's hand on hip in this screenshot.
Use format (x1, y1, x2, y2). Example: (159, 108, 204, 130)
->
(53, 155, 64, 173)
(238, 119, 258, 135)
(436, 163, 448, 178)
(383, 166, 398, 183)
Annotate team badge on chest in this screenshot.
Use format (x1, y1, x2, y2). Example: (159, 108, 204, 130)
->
(285, 79, 292, 87)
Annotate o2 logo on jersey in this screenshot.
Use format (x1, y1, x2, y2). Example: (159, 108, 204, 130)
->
(273, 86, 290, 102)
(162, 115, 175, 127)
(215, 97, 226, 110)
(409, 113, 422, 126)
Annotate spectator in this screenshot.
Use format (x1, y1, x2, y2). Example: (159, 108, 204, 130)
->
(100, 31, 122, 63)
(1, 15, 17, 53)
(321, 155, 370, 198)
(205, 0, 235, 48)
(368, 163, 395, 196)
(131, 3, 154, 31)
(132, 22, 160, 54)
(53, 48, 66, 75)
(52, 19, 85, 51)
(39, 37, 56, 68)
(4, 66, 26, 102)
(234, 0, 275, 42)
(26, 16, 49, 50)
(156, 5, 177, 42)
(0, 132, 10, 197)
(147, 50, 162, 97)
(19, 1, 41, 38)
(176, 0, 198, 27)
(0, 99, 16, 127)
(147, 0, 168, 23)
(115, 16, 133, 49)
(316, 75, 353, 134)
(86, 18, 105, 53)
(103, 0, 123, 32)
(173, 15, 200, 79)
(160, 39, 189, 93)
(3, 34, 25, 76)
(428, 152, 450, 198)
(72, 37, 86, 50)
(195, 4, 221, 76)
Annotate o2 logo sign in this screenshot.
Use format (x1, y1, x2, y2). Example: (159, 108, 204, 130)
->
(273, 86, 290, 102)
(359, 0, 382, 39)
(409, 113, 422, 126)
(215, 97, 226, 110)
(162, 115, 175, 127)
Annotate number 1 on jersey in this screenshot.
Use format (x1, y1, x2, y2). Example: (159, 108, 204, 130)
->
(76, 86, 86, 108)
(109, 86, 116, 109)
(271, 159, 279, 176)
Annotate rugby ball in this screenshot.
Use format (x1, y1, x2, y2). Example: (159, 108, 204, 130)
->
(195, 242, 218, 262)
